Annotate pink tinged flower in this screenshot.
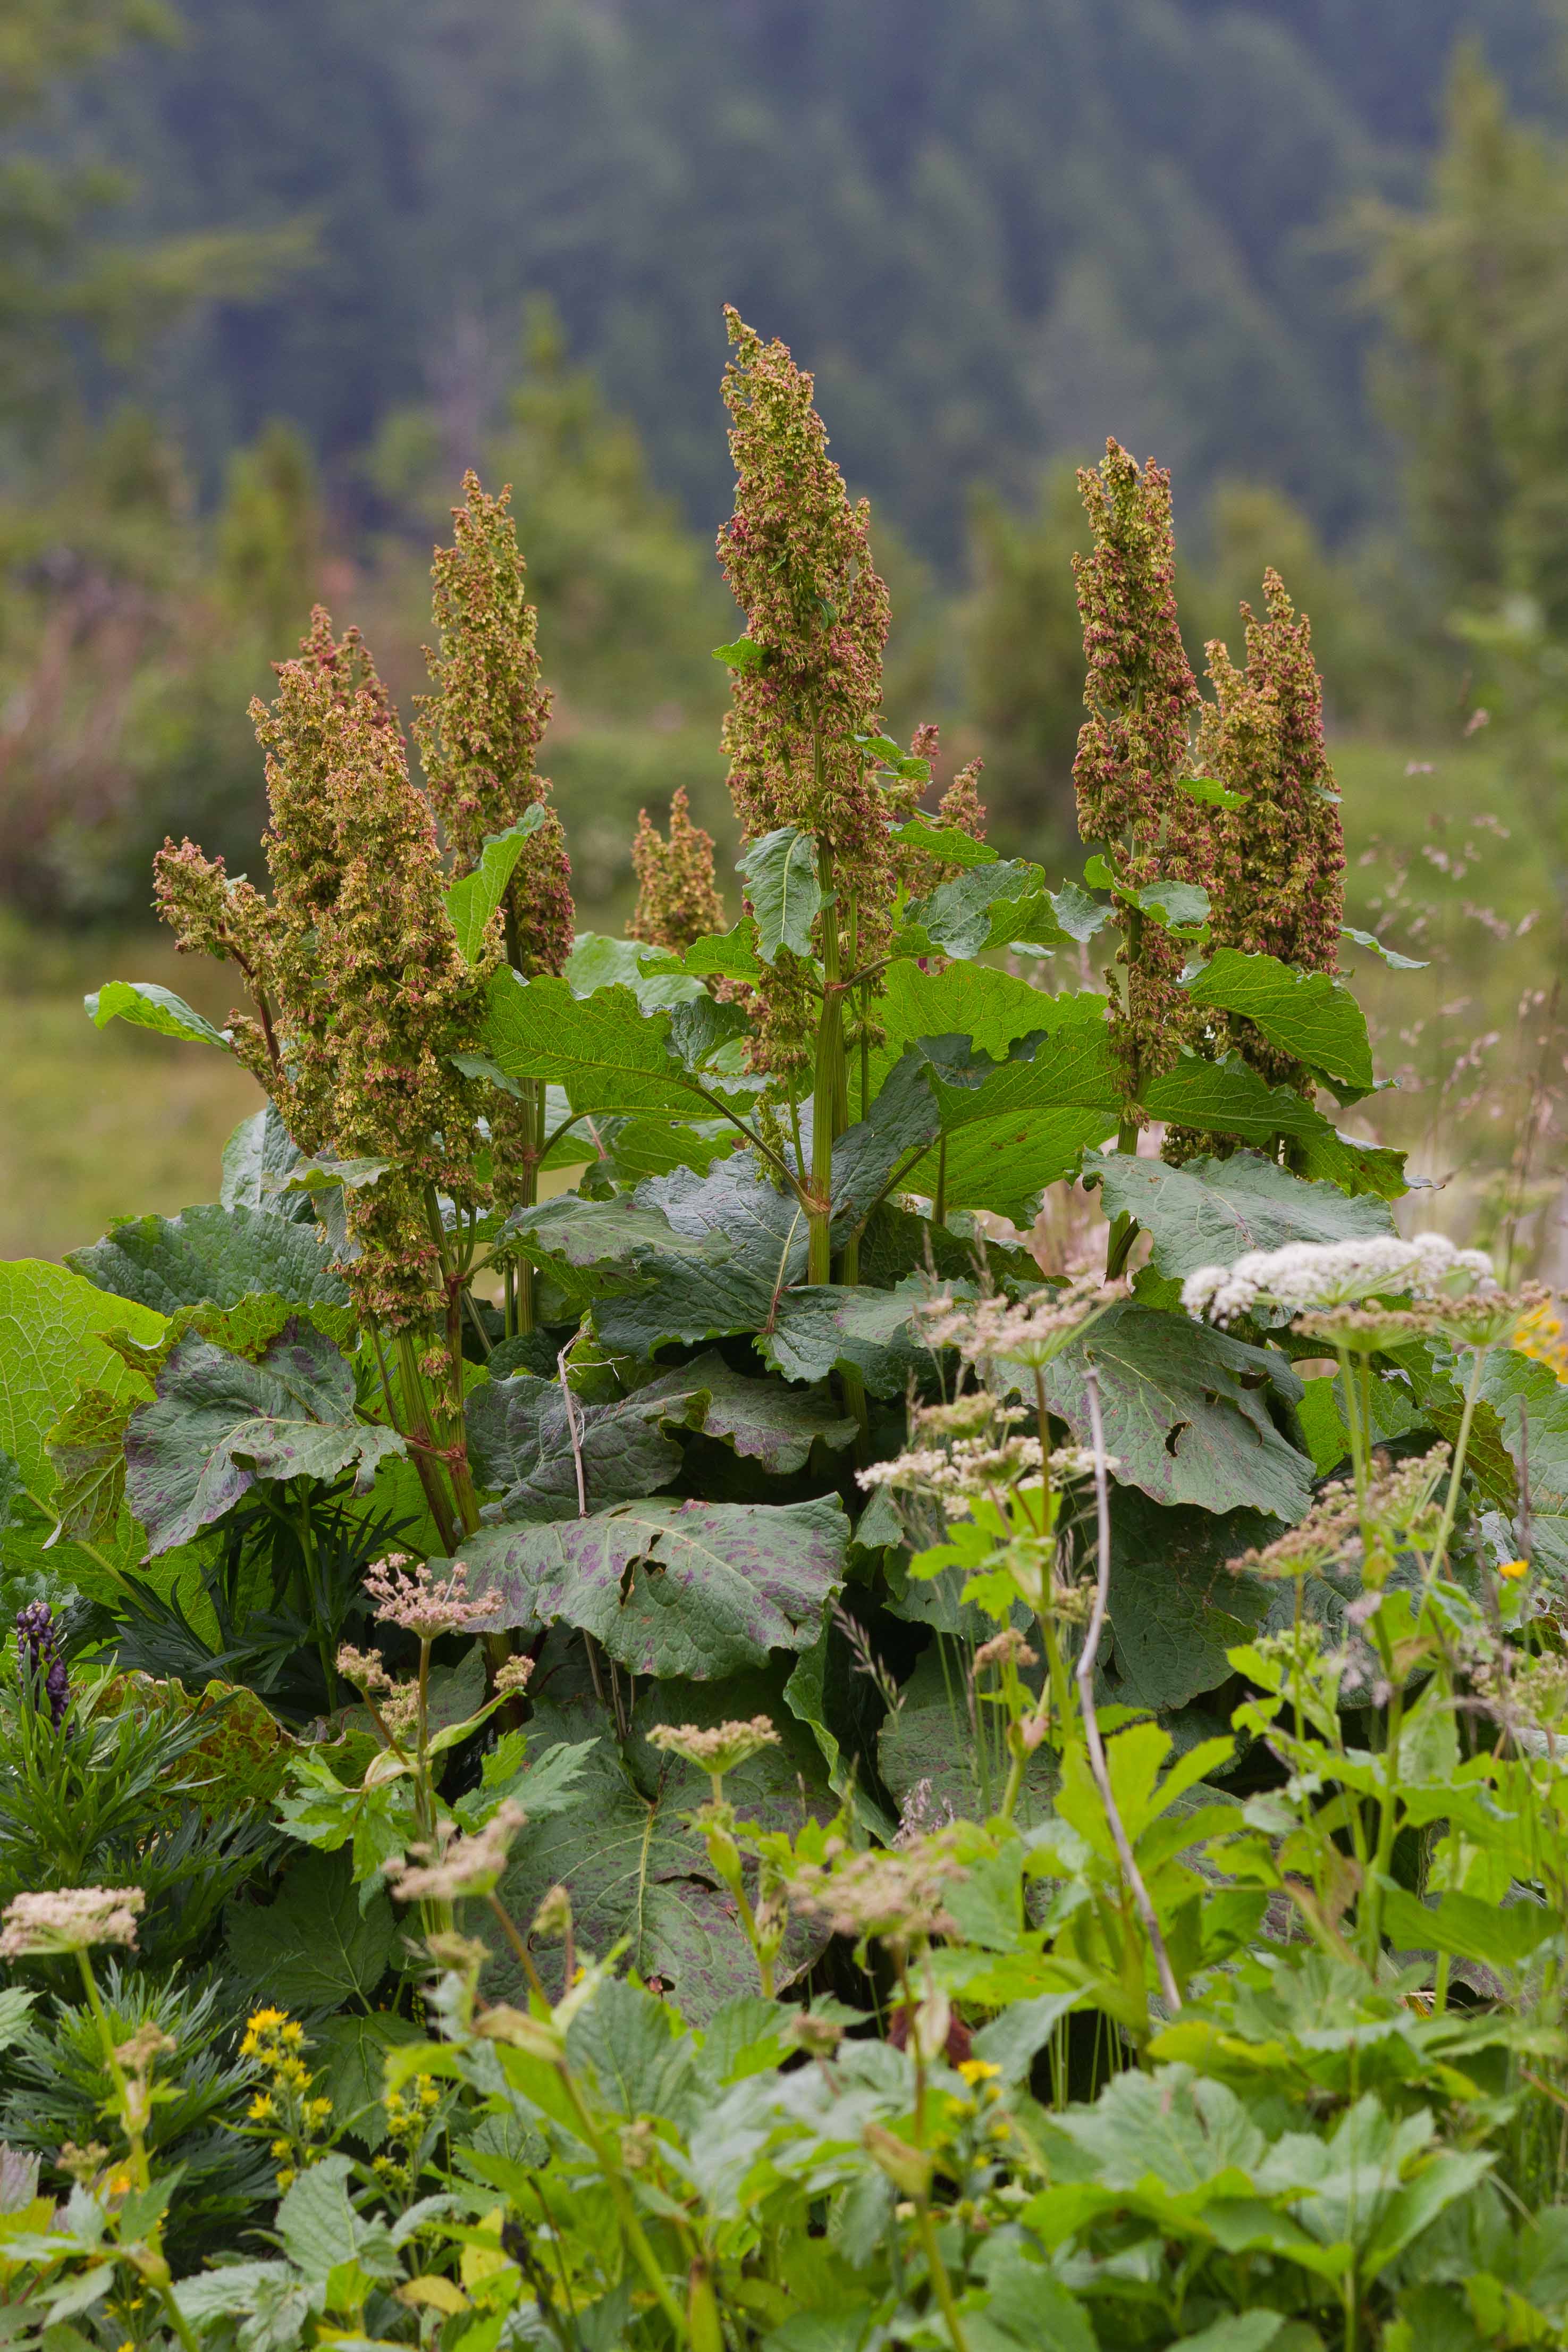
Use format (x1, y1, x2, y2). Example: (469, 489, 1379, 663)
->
(0, 1886, 145, 1958)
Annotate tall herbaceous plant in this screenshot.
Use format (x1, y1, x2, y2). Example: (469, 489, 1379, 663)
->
(4, 318, 1562, 2340)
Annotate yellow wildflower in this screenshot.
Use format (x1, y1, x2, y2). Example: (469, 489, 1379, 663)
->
(957, 2059, 1000, 2086)
(1498, 1558, 1530, 1582)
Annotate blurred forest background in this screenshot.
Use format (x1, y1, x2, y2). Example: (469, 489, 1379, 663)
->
(8, 0, 1568, 1262)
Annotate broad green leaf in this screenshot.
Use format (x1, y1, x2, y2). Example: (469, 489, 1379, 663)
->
(562, 928, 703, 1008)
(482, 970, 702, 1115)
(585, 1158, 811, 1359)
(460, 1492, 848, 1678)
(273, 2154, 365, 2280)
(905, 860, 1079, 959)
(1177, 775, 1247, 810)
(763, 1276, 937, 1397)
(84, 978, 232, 1051)
(444, 806, 550, 965)
(495, 1686, 832, 2022)
(1379, 1883, 1554, 1971)
(125, 1321, 404, 1555)
(682, 918, 762, 982)
(66, 1202, 353, 1338)
(1103, 1487, 1275, 1710)
(308, 2012, 424, 2151)
(1341, 925, 1428, 972)
(1086, 1148, 1396, 1286)
(1169, 2317, 1291, 2352)
(1056, 2063, 1266, 2196)
(1134, 877, 1210, 932)
(712, 635, 763, 673)
(739, 825, 823, 962)
(1042, 1301, 1313, 1522)
(670, 1350, 856, 1470)
(0, 1259, 165, 1581)
(1182, 947, 1375, 1091)
(585, 1115, 740, 1187)
(879, 1646, 1057, 1827)
(270, 1156, 392, 1198)
(870, 961, 1107, 1086)
(1295, 1369, 1425, 1477)
(223, 1850, 395, 2010)
(467, 1368, 698, 1520)
(890, 817, 998, 869)
(1140, 1052, 1405, 1195)
(44, 1387, 132, 1544)
(221, 1104, 313, 1219)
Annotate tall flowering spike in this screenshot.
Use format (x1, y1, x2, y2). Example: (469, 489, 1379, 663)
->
(716, 307, 892, 1076)
(628, 787, 726, 954)
(152, 837, 281, 1098)
(1072, 441, 1205, 1111)
(415, 471, 574, 980)
(315, 681, 493, 1329)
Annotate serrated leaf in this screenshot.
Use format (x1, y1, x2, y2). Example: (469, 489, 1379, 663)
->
(445, 807, 550, 966)
(739, 825, 823, 962)
(1135, 877, 1210, 931)
(66, 1202, 353, 1337)
(763, 1276, 937, 1396)
(1086, 1148, 1396, 1286)
(712, 635, 763, 673)
(224, 1850, 395, 2010)
(872, 961, 1105, 1081)
(221, 1104, 313, 1219)
(308, 2013, 425, 2151)
(44, 1387, 132, 1544)
(1042, 1301, 1312, 1522)
(460, 1492, 848, 1678)
(1183, 947, 1374, 1091)
(84, 979, 231, 1050)
(0, 1259, 165, 1586)
(482, 970, 699, 1115)
(125, 1321, 404, 1555)
(890, 818, 998, 869)
(682, 918, 762, 982)
(905, 860, 1077, 959)
(1178, 775, 1247, 810)
(494, 1687, 831, 2021)
(274, 2154, 363, 2280)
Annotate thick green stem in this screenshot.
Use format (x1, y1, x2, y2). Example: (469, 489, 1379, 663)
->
(394, 1329, 459, 1553)
(808, 834, 844, 1286)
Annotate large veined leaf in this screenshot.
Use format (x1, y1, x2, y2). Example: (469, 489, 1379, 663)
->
(84, 979, 232, 1051)
(682, 918, 762, 984)
(1139, 1053, 1405, 1197)
(844, 1024, 1119, 1227)
(890, 817, 998, 870)
(459, 1492, 848, 1678)
(585, 1115, 741, 1188)
(482, 971, 698, 1115)
(220, 1105, 313, 1221)
(0, 1260, 165, 1585)
(904, 861, 1089, 960)
(223, 1849, 394, 2011)
(738, 825, 823, 961)
(66, 1203, 353, 1337)
(494, 1687, 833, 2021)
(444, 807, 550, 966)
(467, 1368, 694, 1519)
(1182, 948, 1375, 1094)
(763, 1276, 938, 1396)
(1042, 1301, 1313, 1522)
(585, 1158, 812, 1358)
(1087, 1149, 1396, 1286)
(869, 965, 1107, 1094)
(1102, 1488, 1276, 1711)
(125, 1321, 406, 1555)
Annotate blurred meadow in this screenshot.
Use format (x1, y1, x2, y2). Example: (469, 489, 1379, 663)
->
(9, 0, 1568, 1265)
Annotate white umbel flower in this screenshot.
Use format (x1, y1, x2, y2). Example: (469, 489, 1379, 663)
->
(1182, 1232, 1495, 1326)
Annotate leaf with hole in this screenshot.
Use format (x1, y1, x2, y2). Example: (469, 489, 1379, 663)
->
(1042, 1301, 1312, 1522)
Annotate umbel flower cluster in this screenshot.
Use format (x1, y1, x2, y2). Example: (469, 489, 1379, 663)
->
(1182, 1232, 1497, 1326)
(154, 478, 573, 1331)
